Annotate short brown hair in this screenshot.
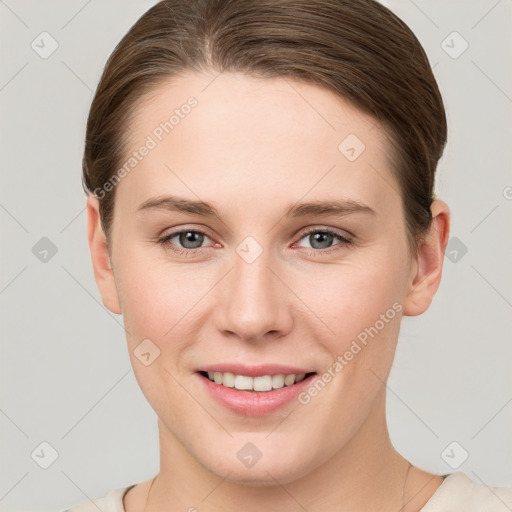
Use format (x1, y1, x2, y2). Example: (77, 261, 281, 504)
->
(82, 0, 447, 255)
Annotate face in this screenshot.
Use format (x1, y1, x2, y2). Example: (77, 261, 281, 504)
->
(90, 71, 423, 485)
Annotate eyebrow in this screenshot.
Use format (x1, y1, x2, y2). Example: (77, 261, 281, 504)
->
(136, 195, 377, 220)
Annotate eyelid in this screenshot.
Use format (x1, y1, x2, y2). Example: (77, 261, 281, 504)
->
(292, 226, 353, 253)
(158, 225, 354, 255)
(159, 226, 214, 249)
(160, 224, 214, 240)
(295, 225, 354, 241)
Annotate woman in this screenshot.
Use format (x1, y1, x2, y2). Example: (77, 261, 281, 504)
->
(63, 0, 512, 510)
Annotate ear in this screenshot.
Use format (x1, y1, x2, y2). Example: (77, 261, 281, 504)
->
(403, 200, 450, 316)
(86, 194, 122, 314)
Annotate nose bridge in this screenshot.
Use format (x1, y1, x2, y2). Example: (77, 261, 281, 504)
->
(217, 241, 291, 341)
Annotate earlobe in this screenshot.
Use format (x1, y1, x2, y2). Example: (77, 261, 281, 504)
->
(402, 200, 450, 316)
(86, 194, 122, 314)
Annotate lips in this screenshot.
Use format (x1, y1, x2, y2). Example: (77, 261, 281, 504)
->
(195, 364, 318, 415)
(197, 363, 314, 377)
(200, 370, 315, 390)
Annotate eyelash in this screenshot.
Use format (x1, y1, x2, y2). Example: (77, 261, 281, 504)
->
(158, 227, 353, 256)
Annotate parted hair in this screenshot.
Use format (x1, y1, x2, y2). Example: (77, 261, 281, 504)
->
(82, 0, 447, 255)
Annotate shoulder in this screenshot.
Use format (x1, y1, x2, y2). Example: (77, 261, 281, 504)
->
(56, 484, 134, 512)
(420, 471, 512, 511)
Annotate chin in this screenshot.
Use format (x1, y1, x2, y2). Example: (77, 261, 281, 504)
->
(217, 467, 303, 487)
(200, 449, 315, 487)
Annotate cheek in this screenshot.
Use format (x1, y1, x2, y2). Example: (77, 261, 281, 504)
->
(115, 252, 205, 339)
(115, 257, 201, 418)
(303, 250, 409, 385)
(115, 226, 410, 350)
(315, 257, 406, 333)
(297, 257, 406, 423)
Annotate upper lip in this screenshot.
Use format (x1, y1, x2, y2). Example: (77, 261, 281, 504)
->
(197, 364, 315, 377)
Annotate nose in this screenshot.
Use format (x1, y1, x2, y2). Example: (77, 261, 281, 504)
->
(214, 247, 293, 343)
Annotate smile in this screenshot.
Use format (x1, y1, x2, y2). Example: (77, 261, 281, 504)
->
(196, 370, 318, 416)
(199, 371, 315, 391)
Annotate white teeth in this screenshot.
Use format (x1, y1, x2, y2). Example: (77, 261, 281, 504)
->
(253, 375, 273, 391)
(272, 374, 285, 388)
(284, 374, 296, 386)
(222, 372, 235, 388)
(204, 371, 311, 391)
(234, 375, 253, 390)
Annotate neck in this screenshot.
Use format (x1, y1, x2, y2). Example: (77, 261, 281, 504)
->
(145, 389, 414, 512)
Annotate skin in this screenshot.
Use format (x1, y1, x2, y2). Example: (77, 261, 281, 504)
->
(87, 71, 450, 511)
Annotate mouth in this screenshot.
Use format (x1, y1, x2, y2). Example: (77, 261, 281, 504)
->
(195, 369, 318, 416)
(198, 370, 317, 392)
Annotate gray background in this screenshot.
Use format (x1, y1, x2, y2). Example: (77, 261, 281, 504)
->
(1, 1, 511, 510)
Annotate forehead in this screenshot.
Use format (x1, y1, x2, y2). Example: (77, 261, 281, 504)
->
(116, 71, 398, 215)
(127, 71, 387, 150)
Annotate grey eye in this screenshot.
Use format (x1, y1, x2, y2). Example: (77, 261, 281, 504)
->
(299, 231, 341, 250)
(172, 231, 209, 249)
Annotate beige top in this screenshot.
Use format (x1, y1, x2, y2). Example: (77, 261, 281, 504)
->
(60, 472, 512, 511)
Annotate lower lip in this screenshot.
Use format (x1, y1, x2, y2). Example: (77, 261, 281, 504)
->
(196, 372, 317, 416)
